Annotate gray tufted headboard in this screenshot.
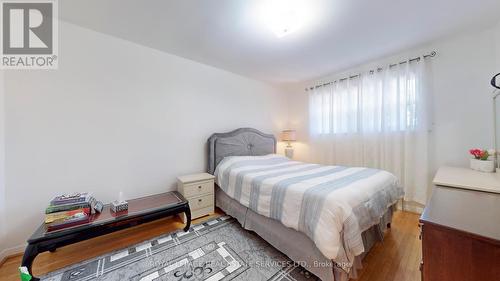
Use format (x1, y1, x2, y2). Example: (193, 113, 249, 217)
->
(207, 128, 277, 174)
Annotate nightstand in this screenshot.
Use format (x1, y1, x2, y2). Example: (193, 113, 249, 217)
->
(177, 172, 215, 223)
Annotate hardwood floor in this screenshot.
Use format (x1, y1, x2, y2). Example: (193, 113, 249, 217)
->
(357, 211, 422, 281)
(0, 211, 421, 281)
(0, 213, 222, 281)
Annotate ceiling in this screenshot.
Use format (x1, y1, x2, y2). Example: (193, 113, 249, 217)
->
(59, 0, 500, 84)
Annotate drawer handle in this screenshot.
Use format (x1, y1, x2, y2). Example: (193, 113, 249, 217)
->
(418, 223, 423, 240)
(198, 186, 202, 189)
(198, 199, 202, 202)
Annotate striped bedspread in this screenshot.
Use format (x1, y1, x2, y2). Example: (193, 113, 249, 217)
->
(215, 154, 403, 265)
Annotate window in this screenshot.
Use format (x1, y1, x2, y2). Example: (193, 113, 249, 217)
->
(309, 66, 421, 135)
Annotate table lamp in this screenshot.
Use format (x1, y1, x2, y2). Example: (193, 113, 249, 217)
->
(282, 130, 297, 158)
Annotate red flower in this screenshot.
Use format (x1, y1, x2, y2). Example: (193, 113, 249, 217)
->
(469, 148, 489, 160)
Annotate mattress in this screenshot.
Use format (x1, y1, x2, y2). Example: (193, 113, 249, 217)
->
(215, 154, 404, 267)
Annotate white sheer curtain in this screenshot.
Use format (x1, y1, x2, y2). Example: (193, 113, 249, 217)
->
(309, 60, 431, 204)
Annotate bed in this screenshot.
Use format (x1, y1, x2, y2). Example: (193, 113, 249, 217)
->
(207, 128, 403, 281)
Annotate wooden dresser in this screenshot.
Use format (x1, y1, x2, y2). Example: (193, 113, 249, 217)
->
(420, 166, 500, 281)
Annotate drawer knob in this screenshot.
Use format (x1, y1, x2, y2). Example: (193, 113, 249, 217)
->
(198, 186, 202, 189)
(198, 199, 202, 202)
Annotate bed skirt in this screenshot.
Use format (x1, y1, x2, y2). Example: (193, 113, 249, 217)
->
(215, 187, 394, 281)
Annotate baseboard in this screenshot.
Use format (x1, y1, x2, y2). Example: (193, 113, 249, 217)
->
(0, 243, 26, 266)
(397, 200, 424, 214)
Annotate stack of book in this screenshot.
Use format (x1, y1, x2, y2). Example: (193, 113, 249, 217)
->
(45, 193, 97, 231)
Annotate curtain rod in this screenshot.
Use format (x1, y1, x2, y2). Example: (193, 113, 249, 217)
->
(305, 51, 437, 91)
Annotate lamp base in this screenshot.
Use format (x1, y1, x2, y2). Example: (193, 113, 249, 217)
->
(285, 148, 294, 159)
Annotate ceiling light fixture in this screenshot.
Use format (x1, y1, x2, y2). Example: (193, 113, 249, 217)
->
(260, 0, 304, 38)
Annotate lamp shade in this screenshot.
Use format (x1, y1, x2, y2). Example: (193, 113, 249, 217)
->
(281, 130, 297, 142)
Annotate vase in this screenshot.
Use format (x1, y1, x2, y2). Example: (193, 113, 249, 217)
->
(470, 159, 495, 173)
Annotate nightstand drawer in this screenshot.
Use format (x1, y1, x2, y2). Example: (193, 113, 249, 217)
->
(180, 205, 214, 223)
(192, 206, 214, 218)
(182, 181, 213, 198)
(188, 194, 214, 210)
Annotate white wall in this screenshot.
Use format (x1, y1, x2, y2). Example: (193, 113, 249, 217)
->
(494, 22, 500, 168)
(288, 22, 500, 196)
(0, 71, 6, 258)
(497, 22, 500, 69)
(429, 25, 498, 171)
(285, 83, 311, 162)
(1, 21, 288, 253)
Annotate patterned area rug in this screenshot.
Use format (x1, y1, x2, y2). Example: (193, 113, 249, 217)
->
(41, 216, 319, 281)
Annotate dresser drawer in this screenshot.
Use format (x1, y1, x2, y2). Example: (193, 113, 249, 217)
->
(181, 181, 214, 198)
(188, 194, 214, 210)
